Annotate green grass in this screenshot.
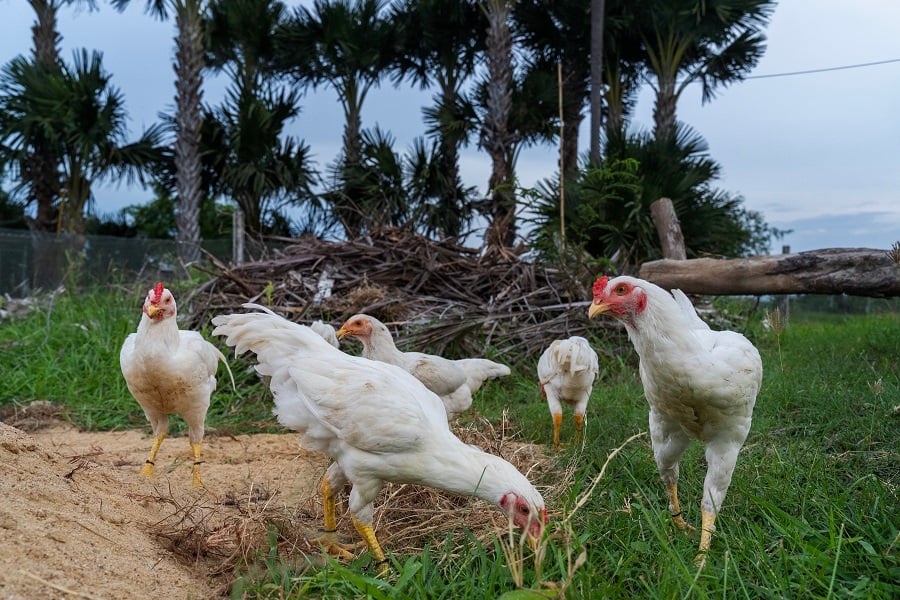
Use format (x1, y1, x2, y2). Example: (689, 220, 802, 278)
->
(0, 284, 274, 433)
(1, 288, 897, 598)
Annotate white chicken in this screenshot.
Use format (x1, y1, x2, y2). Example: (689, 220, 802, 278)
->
(537, 336, 599, 447)
(212, 305, 546, 571)
(120, 283, 234, 487)
(310, 319, 340, 348)
(335, 313, 511, 419)
(588, 275, 762, 565)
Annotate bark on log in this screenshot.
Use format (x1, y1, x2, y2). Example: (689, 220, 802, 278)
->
(649, 197, 686, 260)
(639, 248, 900, 297)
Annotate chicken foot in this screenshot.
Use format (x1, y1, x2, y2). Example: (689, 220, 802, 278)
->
(574, 414, 584, 443)
(140, 432, 168, 477)
(666, 482, 696, 533)
(313, 474, 361, 561)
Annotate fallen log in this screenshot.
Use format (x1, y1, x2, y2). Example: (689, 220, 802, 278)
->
(638, 248, 900, 297)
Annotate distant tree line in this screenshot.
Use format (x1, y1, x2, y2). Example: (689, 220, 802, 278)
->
(0, 0, 783, 269)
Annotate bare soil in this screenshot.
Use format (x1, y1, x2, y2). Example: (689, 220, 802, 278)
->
(0, 417, 553, 600)
(0, 420, 329, 599)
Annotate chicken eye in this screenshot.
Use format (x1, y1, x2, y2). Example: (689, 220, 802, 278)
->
(615, 285, 628, 295)
(519, 505, 530, 515)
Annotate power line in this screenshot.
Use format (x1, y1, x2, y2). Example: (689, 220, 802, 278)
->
(746, 57, 900, 79)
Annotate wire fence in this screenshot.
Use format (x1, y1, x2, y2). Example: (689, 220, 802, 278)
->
(0, 228, 233, 296)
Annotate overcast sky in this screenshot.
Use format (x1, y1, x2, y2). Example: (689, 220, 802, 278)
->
(2, 0, 899, 253)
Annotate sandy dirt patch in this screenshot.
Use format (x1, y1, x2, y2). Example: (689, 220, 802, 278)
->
(0, 421, 329, 599)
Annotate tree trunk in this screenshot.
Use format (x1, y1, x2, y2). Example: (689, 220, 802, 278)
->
(588, 0, 605, 165)
(561, 60, 584, 181)
(603, 64, 626, 136)
(28, 0, 62, 232)
(639, 248, 900, 297)
(482, 0, 516, 250)
(649, 197, 686, 260)
(437, 129, 463, 238)
(652, 72, 678, 142)
(174, 0, 205, 268)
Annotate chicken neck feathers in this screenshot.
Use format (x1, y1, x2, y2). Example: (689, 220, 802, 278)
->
(625, 284, 761, 439)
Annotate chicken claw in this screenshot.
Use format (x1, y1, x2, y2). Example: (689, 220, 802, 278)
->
(313, 529, 360, 561)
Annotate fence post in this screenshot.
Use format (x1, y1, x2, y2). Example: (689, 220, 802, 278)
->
(232, 208, 245, 266)
(780, 245, 791, 319)
(650, 197, 687, 260)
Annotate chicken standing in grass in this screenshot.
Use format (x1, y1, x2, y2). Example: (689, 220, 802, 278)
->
(589, 275, 762, 566)
(120, 283, 234, 487)
(336, 313, 511, 419)
(537, 336, 599, 447)
(212, 305, 546, 571)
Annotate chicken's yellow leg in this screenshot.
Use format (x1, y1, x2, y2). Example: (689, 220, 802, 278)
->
(573, 414, 584, 443)
(314, 474, 356, 560)
(666, 482, 696, 533)
(552, 413, 563, 448)
(694, 508, 716, 568)
(140, 433, 167, 477)
(352, 516, 389, 575)
(322, 475, 337, 532)
(190, 442, 204, 488)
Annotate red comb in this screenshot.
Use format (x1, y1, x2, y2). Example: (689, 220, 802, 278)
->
(592, 276, 609, 298)
(150, 282, 164, 304)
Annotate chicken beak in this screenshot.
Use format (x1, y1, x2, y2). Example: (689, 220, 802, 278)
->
(526, 532, 540, 551)
(335, 326, 351, 340)
(588, 302, 608, 319)
(146, 304, 159, 319)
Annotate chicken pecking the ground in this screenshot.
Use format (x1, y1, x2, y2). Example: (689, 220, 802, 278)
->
(335, 313, 511, 419)
(212, 305, 546, 573)
(537, 336, 599, 448)
(588, 275, 762, 566)
(120, 283, 234, 487)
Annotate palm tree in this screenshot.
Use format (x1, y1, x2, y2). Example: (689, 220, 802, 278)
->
(389, 0, 484, 239)
(0, 50, 164, 235)
(274, 0, 395, 238)
(203, 87, 315, 236)
(111, 0, 207, 266)
(634, 0, 775, 142)
(480, 0, 517, 250)
(18, 1, 98, 231)
(203, 0, 317, 237)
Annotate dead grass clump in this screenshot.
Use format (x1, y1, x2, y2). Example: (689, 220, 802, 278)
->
(323, 279, 389, 319)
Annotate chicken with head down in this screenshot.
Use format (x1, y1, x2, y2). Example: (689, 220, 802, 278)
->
(537, 336, 599, 447)
(212, 305, 547, 572)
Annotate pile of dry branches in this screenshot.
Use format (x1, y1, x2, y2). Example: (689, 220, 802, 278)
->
(189, 227, 620, 361)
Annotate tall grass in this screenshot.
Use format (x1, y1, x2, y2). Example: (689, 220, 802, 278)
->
(0, 289, 897, 598)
